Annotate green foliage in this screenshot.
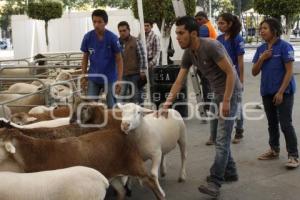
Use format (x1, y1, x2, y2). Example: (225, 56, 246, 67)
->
(27, 0, 63, 47)
(232, 0, 254, 13)
(217, 0, 234, 14)
(93, 0, 131, 8)
(0, 0, 27, 36)
(28, 0, 63, 22)
(131, 0, 196, 29)
(59, 0, 131, 9)
(253, 0, 300, 19)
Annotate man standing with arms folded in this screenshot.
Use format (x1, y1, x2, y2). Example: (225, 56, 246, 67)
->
(81, 9, 123, 108)
(159, 16, 242, 198)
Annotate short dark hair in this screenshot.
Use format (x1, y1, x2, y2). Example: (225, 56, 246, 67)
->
(118, 21, 130, 30)
(144, 19, 154, 26)
(217, 13, 242, 40)
(195, 11, 208, 20)
(175, 16, 199, 36)
(259, 18, 282, 37)
(92, 9, 108, 24)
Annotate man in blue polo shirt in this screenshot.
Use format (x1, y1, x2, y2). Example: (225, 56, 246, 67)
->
(81, 9, 123, 108)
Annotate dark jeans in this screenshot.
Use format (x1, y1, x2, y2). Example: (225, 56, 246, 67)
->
(120, 74, 143, 104)
(209, 91, 241, 187)
(87, 80, 115, 109)
(262, 94, 298, 158)
(197, 69, 212, 112)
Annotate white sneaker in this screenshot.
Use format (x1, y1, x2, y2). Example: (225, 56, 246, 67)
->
(285, 157, 299, 169)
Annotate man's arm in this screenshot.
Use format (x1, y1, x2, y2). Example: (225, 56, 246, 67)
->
(273, 61, 294, 105)
(238, 55, 244, 84)
(217, 57, 235, 102)
(136, 40, 147, 73)
(114, 52, 123, 95)
(252, 49, 272, 76)
(163, 68, 189, 109)
(216, 57, 235, 117)
(81, 52, 89, 74)
(149, 35, 161, 67)
(115, 52, 123, 82)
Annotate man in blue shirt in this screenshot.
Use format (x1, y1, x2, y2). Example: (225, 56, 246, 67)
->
(81, 9, 123, 108)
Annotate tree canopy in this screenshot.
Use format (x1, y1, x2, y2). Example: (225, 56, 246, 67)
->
(131, 0, 196, 30)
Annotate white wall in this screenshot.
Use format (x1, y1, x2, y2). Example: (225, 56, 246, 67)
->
(11, 9, 183, 61)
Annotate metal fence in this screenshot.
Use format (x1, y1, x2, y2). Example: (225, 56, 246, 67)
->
(0, 52, 84, 118)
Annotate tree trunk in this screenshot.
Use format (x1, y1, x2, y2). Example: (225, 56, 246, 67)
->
(45, 20, 49, 52)
(284, 15, 294, 41)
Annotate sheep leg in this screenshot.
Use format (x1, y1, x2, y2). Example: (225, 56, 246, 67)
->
(110, 177, 126, 200)
(142, 176, 166, 200)
(151, 151, 165, 197)
(177, 131, 187, 182)
(123, 176, 133, 197)
(160, 154, 167, 177)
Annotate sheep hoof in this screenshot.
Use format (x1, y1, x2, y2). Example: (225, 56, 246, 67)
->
(125, 185, 132, 197)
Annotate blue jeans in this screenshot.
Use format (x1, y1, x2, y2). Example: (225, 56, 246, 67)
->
(208, 91, 241, 187)
(262, 94, 298, 158)
(210, 94, 243, 140)
(87, 80, 115, 108)
(120, 74, 143, 104)
(235, 105, 244, 131)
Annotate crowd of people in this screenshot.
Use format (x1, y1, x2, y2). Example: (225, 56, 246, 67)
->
(80, 9, 298, 198)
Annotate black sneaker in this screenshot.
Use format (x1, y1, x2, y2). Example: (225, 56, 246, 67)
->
(232, 129, 244, 144)
(224, 175, 238, 182)
(198, 182, 220, 197)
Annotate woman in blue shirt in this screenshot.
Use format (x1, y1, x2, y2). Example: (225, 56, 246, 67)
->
(206, 13, 245, 145)
(252, 18, 298, 168)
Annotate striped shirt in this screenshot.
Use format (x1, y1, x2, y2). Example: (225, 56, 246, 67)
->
(136, 39, 147, 72)
(146, 31, 160, 68)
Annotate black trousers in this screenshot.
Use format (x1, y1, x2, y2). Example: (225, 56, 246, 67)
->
(262, 94, 298, 158)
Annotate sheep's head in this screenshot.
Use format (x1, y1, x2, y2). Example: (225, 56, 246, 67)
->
(11, 113, 37, 125)
(117, 103, 153, 133)
(70, 98, 104, 125)
(50, 85, 72, 101)
(56, 71, 72, 81)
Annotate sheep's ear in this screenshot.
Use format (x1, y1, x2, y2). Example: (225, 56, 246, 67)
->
(5, 142, 16, 154)
(37, 85, 43, 91)
(141, 107, 154, 115)
(27, 117, 37, 123)
(117, 103, 124, 109)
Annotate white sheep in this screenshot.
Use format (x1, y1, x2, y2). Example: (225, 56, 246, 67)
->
(0, 105, 11, 120)
(0, 93, 45, 114)
(118, 103, 187, 197)
(0, 166, 109, 200)
(7, 83, 43, 94)
(0, 117, 70, 129)
(28, 105, 56, 115)
(31, 79, 55, 87)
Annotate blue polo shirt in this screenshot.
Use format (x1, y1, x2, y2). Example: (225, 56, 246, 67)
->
(252, 39, 296, 96)
(217, 34, 245, 76)
(80, 29, 122, 84)
(199, 25, 209, 38)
